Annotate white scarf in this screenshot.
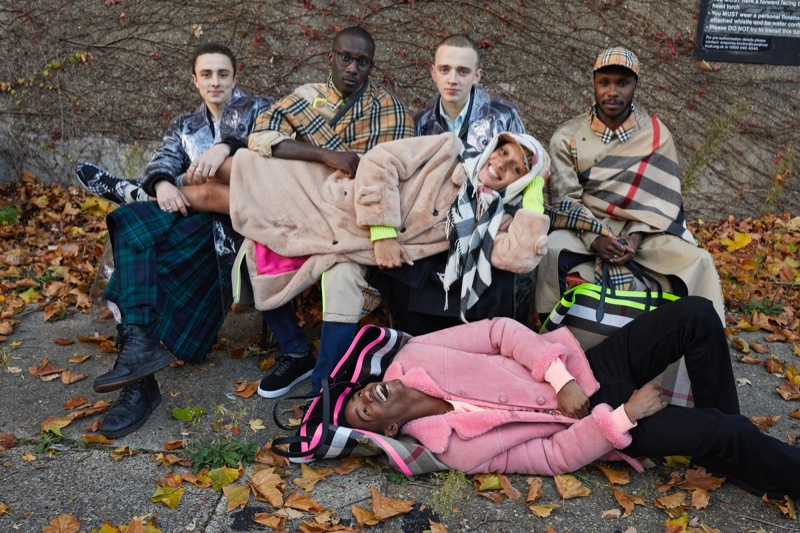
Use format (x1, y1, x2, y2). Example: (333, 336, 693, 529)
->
(442, 132, 547, 320)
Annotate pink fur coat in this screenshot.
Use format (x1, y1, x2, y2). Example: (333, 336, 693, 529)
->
(384, 318, 642, 475)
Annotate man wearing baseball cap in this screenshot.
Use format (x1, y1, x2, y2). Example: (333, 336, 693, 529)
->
(534, 47, 725, 323)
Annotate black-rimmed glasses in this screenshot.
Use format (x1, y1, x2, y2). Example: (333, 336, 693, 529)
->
(332, 50, 372, 71)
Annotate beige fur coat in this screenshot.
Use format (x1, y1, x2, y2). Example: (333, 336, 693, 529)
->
(230, 133, 550, 310)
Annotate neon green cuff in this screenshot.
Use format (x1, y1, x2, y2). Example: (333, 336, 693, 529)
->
(522, 175, 545, 214)
(370, 225, 397, 242)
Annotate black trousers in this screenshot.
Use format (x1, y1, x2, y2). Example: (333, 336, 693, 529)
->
(587, 297, 800, 498)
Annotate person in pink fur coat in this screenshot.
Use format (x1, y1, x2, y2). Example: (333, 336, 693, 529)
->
(343, 297, 800, 499)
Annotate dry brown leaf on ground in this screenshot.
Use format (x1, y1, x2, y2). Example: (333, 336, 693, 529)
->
(285, 490, 326, 513)
(762, 493, 797, 519)
(0, 432, 16, 450)
(28, 358, 66, 376)
(654, 491, 687, 511)
(428, 519, 448, 533)
(731, 337, 750, 352)
(223, 484, 251, 512)
(499, 474, 522, 499)
(777, 381, 800, 400)
(63, 396, 87, 410)
(60, 369, 86, 385)
(554, 475, 591, 499)
(525, 477, 544, 503)
(41, 513, 81, 533)
(182, 470, 213, 489)
(613, 490, 645, 518)
(233, 379, 259, 398)
(255, 442, 290, 467)
(765, 356, 786, 374)
(250, 468, 285, 507)
(665, 512, 689, 533)
(677, 466, 725, 491)
(41, 416, 72, 436)
(601, 508, 621, 519)
(109, 446, 138, 461)
(750, 415, 781, 431)
(0, 502, 9, 515)
(164, 439, 186, 451)
(370, 486, 413, 521)
(52, 338, 74, 346)
(293, 463, 333, 492)
(332, 457, 365, 475)
(473, 473, 502, 491)
(84, 419, 101, 433)
(67, 354, 91, 364)
(254, 512, 286, 530)
(154, 453, 191, 467)
(737, 354, 761, 364)
(750, 342, 770, 353)
(156, 471, 183, 488)
(81, 434, 114, 444)
(596, 464, 630, 485)
(477, 492, 503, 503)
(690, 489, 710, 510)
(67, 399, 111, 419)
(351, 505, 379, 526)
(528, 503, 559, 518)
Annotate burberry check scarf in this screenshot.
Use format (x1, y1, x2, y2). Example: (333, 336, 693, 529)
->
(547, 114, 694, 289)
(443, 133, 547, 320)
(251, 77, 413, 154)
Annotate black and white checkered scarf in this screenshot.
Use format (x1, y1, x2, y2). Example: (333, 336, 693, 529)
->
(442, 133, 547, 321)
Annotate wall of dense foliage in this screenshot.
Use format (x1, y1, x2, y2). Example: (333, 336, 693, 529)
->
(1, 0, 797, 218)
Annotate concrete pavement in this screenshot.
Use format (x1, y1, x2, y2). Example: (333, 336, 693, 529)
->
(1, 309, 798, 532)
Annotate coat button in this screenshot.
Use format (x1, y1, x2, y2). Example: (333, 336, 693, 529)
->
(536, 396, 546, 405)
(332, 240, 338, 245)
(432, 209, 438, 216)
(499, 395, 508, 403)
(400, 227, 406, 233)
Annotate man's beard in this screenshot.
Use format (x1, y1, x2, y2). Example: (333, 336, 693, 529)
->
(596, 99, 632, 122)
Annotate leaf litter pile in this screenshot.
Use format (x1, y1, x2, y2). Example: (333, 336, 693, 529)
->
(1, 175, 799, 531)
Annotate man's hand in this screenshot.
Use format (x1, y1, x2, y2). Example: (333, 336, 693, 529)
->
(591, 234, 642, 264)
(323, 151, 360, 177)
(154, 181, 191, 216)
(373, 238, 414, 269)
(623, 381, 666, 423)
(556, 380, 590, 419)
(185, 143, 230, 184)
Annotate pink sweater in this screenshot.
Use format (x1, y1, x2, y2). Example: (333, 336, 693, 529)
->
(385, 318, 642, 475)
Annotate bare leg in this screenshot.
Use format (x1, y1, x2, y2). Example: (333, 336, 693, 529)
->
(180, 182, 230, 214)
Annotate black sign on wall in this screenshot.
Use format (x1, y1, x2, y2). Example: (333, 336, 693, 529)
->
(695, 0, 800, 65)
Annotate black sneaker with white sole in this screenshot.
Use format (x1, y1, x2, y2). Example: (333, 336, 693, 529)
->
(75, 162, 146, 205)
(257, 351, 315, 399)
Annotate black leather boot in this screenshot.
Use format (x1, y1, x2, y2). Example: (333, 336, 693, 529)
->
(93, 323, 174, 393)
(98, 375, 162, 438)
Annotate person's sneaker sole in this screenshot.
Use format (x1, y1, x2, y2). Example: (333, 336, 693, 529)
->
(257, 368, 314, 399)
(98, 394, 162, 438)
(93, 353, 174, 394)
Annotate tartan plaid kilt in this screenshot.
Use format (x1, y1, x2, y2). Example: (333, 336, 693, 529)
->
(272, 325, 448, 476)
(103, 202, 232, 363)
(539, 283, 695, 406)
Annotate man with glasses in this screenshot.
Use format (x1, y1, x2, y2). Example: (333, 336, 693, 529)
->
(240, 26, 414, 399)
